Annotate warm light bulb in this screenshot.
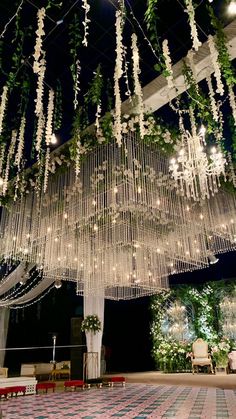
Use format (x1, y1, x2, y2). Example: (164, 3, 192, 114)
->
(51, 133, 57, 145)
(0, 177, 3, 186)
(228, 1, 236, 15)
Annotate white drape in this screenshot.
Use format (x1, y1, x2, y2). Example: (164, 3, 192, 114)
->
(83, 292, 104, 378)
(0, 307, 10, 367)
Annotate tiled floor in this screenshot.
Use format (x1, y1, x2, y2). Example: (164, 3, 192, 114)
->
(1, 384, 236, 418)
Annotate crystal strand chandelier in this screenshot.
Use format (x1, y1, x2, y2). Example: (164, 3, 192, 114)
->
(169, 126, 226, 201)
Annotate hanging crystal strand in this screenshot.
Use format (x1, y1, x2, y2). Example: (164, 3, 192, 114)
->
(131, 33, 145, 139)
(189, 107, 197, 137)
(208, 35, 224, 96)
(184, 0, 201, 51)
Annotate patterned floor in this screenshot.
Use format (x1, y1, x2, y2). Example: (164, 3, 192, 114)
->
(1, 383, 236, 419)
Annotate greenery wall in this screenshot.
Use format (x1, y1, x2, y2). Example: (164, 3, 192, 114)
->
(150, 279, 236, 372)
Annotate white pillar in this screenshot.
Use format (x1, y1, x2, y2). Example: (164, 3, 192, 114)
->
(83, 292, 104, 378)
(0, 307, 10, 367)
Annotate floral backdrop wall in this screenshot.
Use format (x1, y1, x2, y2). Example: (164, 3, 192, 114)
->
(150, 279, 236, 372)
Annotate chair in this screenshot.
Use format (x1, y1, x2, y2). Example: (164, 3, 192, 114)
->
(50, 361, 71, 380)
(0, 367, 8, 378)
(228, 350, 236, 372)
(191, 338, 213, 374)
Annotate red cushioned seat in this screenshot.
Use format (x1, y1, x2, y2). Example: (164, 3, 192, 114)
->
(64, 380, 85, 390)
(0, 388, 9, 399)
(36, 382, 56, 393)
(107, 376, 126, 387)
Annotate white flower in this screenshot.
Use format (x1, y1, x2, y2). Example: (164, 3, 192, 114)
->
(208, 35, 224, 96)
(131, 33, 145, 139)
(162, 39, 174, 89)
(82, 0, 90, 47)
(0, 85, 8, 137)
(45, 89, 55, 146)
(185, 0, 201, 51)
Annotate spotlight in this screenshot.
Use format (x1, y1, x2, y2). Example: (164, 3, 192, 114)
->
(228, 1, 236, 15)
(54, 279, 62, 289)
(208, 253, 219, 265)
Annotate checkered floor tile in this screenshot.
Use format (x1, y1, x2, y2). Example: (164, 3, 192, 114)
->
(1, 384, 236, 418)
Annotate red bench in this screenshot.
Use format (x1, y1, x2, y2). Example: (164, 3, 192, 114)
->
(36, 382, 56, 394)
(64, 380, 87, 391)
(5, 386, 26, 397)
(0, 388, 9, 399)
(107, 376, 126, 387)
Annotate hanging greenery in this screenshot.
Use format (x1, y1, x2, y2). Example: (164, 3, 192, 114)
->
(144, 0, 166, 73)
(69, 13, 82, 107)
(208, 5, 236, 88)
(54, 80, 63, 131)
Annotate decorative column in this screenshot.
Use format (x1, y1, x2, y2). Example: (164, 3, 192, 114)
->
(83, 291, 104, 379)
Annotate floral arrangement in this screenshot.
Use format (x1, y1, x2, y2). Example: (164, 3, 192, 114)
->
(81, 314, 101, 333)
(211, 337, 231, 367)
(153, 339, 192, 372)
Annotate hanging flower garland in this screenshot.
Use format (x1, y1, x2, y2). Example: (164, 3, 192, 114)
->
(33, 8, 46, 75)
(15, 115, 26, 169)
(35, 56, 46, 118)
(73, 59, 81, 110)
(43, 89, 54, 192)
(131, 33, 145, 139)
(43, 147, 50, 193)
(208, 35, 224, 96)
(162, 39, 174, 89)
(206, 75, 218, 122)
(228, 85, 236, 126)
(45, 89, 55, 146)
(82, 0, 90, 47)
(0, 144, 6, 177)
(75, 134, 81, 179)
(113, 8, 125, 147)
(2, 130, 17, 196)
(184, 0, 201, 51)
(35, 110, 45, 160)
(0, 85, 8, 137)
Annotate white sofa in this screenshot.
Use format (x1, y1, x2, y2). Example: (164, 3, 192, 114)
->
(20, 363, 54, 378)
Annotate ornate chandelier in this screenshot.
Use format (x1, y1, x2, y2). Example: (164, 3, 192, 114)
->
(0, 131, 235, 301)
(169, 127, 226, 201)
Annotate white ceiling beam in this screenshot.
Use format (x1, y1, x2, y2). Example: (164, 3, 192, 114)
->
(122, 19, 236, 114)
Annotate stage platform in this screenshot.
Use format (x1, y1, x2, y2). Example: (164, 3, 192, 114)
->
(0, 376, 37, 395)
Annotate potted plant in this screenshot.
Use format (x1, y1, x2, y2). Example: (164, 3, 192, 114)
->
(211, 338, 231, 371)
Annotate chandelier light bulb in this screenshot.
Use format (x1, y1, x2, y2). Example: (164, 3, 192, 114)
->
(55, 279, 62, 289)
(228, 1, 236, 15)
(211, 146, 217, 154)
(208, 253, 219, 264)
